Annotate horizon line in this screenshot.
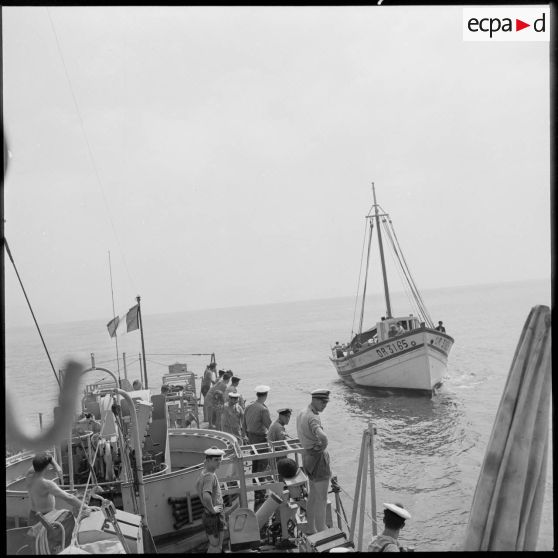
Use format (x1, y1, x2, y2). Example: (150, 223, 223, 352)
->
(4, 275, 550, 330)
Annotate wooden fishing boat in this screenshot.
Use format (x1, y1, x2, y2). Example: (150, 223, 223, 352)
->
(330, 184, 454, 392)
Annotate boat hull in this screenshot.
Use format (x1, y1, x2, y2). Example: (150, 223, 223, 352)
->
(332, 328, 454, 391)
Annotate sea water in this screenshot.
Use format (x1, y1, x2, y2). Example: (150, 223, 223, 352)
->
(5, 278, 553, 551)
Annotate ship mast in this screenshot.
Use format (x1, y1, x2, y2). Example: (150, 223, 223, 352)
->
(372, 183, 392, 319)
(358, 213, 374, 335)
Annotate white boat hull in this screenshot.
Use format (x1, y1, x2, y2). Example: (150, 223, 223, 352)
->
(332, 329, 454, 391)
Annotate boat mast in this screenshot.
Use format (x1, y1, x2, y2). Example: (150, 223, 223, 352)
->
(108, 250, 121, 382)
(358, 214, 374, 335)
(372, 183, 392, 319)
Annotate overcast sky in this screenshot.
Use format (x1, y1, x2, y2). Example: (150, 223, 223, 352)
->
(2, 6, 550, 327)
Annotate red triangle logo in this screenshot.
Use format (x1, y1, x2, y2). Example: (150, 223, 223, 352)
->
(516, 19, 530, 31)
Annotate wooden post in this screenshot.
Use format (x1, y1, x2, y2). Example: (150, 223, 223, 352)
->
(236, 453, 248, 508)
(349, 430, 367, 542)
(369, 423, 377, 536)
(122, 352, 128, 381)
(136, 296, 149, 389)
(55, 444, 63, 481)
(358, 439, 369, 551)
(334, 484, 343, 530)
(38, 413, 43, 431)
(68, 428, 74, 491)
(86, 433, 93, 469)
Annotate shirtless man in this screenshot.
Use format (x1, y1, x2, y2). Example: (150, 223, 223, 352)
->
(26, 452, 92, 525)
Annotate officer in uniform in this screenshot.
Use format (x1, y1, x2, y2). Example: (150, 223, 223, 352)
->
(267, 408, 292, 443)
(296, 388, 331, 534)
(243, 385, 272, 509)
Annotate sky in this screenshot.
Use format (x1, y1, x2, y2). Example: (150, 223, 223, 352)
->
(2, 6, 550, 327)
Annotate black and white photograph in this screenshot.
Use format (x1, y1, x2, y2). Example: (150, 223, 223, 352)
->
(3, 5, 551, 553)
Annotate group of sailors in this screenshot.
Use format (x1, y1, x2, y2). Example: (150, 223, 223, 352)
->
(22, 367, 413, 554)
(199, 363, 293, 448)
(196, 385, 414, 552)
(196, 386, 334, 552)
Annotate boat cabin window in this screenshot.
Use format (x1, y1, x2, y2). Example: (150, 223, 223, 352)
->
(393, 317, 421, 331)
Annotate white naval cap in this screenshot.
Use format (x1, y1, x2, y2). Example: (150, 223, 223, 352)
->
(228, 392, 240, 398)
(204, 446, 225, 457)
(311, 389, 330, 401)
(255, 385, 270, 393)
(383, 502, 411, 520)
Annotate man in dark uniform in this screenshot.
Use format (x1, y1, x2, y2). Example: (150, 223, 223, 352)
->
(267, 408, 292, 443)
(243, 385, 271, 509)
(435, 321, 446, 333)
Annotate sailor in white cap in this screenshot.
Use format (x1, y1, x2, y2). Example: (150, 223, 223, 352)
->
(243, 385, 272, 510)
(267, 408, 292, 443)
(197, 446, 226, 552)
(221, 392, 246, 443)
(208, 370, 233, 431)
(296, 389, 331, 534)
(224, 374, 245, 409)
(367, 502, 412, 552)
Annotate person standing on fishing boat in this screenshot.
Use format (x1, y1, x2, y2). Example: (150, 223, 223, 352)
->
(388, 324, 399, 338)
(197, 447, 226, 553)
(296, 389, 332, 535)
(367, 502, 412, 552)
(435, 321, 446, 333)
(26, 452, 93, 525)
(201, 362, 217, 421)
(267, 408, 292, 443)
(221, 392, 246, 443)
(244, 385, 272, 509)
